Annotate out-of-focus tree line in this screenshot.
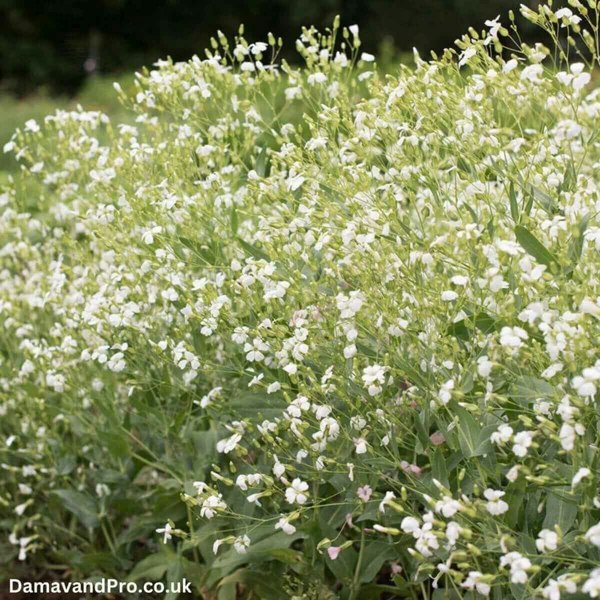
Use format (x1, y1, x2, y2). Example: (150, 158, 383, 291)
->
(1, 0, 539, 95)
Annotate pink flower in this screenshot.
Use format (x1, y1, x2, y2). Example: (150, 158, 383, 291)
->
(327, 546, 342, 560)
(400, 461, 422, 477)
(430, 431, 445, 446)
(357, 485, 373, 502)
(390, 562, 403, 575)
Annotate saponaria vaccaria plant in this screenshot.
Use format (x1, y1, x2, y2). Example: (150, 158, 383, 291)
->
(2, 1, 600, 598)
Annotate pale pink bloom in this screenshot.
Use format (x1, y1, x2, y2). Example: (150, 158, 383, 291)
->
(430, 431, 445, 446)
(357, 485, 373, 502)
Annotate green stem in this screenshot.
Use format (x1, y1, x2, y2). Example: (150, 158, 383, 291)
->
(101, 519, 116, 555)
(187, 504, 200, 563)
(350, 529, 365, 600)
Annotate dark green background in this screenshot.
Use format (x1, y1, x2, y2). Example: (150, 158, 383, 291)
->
(1, 0, 534, 94)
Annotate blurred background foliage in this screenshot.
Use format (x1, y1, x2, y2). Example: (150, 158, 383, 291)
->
(1, 0, 535, 95)
(0, 0, 542, 174)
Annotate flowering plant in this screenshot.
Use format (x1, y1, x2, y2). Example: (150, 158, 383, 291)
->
(2, 2, 600, 598)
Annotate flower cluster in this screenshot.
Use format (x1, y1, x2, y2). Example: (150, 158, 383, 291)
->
(2, 3, 600, 597)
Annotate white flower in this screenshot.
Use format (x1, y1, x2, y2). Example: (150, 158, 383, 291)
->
(583, 569, 600, 597)
(441, 290, 458, 301)
(307, 72, 327, 85)
(275, 516, 296, 535)
(337, 291, 365, 319)
(156, 523, 173, 544)
(541, 363, 563, 379)
(379, 491, 396, 513)
(14, 502, 29, 516)
(572, 467, 591, 488)
(360, 52, 375, 62)
(216, 433, 242, 454)
(555, 8, 573, 19)
(555, 8, 582, 28)
(572, 367, 600, 398)
(500, 551, 531, 584)
(353, 437, 368, 454)
(10, 535, 33, 561)
(400, 516, 420, 534)
(512, 430, 533, 457)
(521, 64, 543, 83)
(285, 478, 309, 505)
(441, 521, 460, 547)
(536, 529, 558, 553)
(585, 523, 600, 547)
(461, 571, 491, 596)
(506, 466, 520, 482)
(362, 364, 387, 396)
(458, 47, 477, 68)
(477, 356, 493, 377)
(273, 456, 285, 479)
(233, 534, 250, 554)
(24, 119, 40, 133)
(343, 344, 357, 359)
(435, 496, 462, 518)
(484, 489, 509, 515)
(580, 298, 600, 318)
(484, 15, 501, 44)
(491, 424, 513, 445)
(200, 494, 227, 519)
(500, 326, 528, 349)
(559, 423, 576, 451)
(437, 379, 454, 405)
(572, 68, 591, 91)
(542, 576, 577, 600)
(142, 225, 162, 244)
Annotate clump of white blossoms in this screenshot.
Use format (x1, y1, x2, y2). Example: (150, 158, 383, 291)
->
(2, 3, 600, 598)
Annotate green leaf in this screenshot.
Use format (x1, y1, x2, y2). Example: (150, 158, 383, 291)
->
(219, 569, 282, 599)
(51, 489, 99, 530)
(514, 225, 557, 267)
(128, 550, 175, 582)
(509, 182, 519, 223)
(568, 213, 590, 267)
(326, 545, 357, 584)
(523, 192, 534, 217)
(505, 478, 527, 529)
(510, 583, 528, 600)
(510, 376, 554, 405)
(254, 147, 269, 177)
(431, 447, 449, 489)
(230, 206, 239, 235)
(359, 543, 396, 583)
(166, 556, 185, 600)
(218, 582, 237, 600)
(543, 488, 579, 533)
(56, 454, 77, 475)
(529, 185, 558, 216)
(432, 589, 470, 600)
(413, 412, 430, 449)
(97, 430, 129, 459)
(447, 312, 499, 341)
(237, 237, 269, 261)
(212, 531, 305, 574)
(181, 557, 206, 591)
(454, 407, 493, 458)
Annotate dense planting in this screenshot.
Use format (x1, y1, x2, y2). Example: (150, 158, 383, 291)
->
(2, 3, 600, 598)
